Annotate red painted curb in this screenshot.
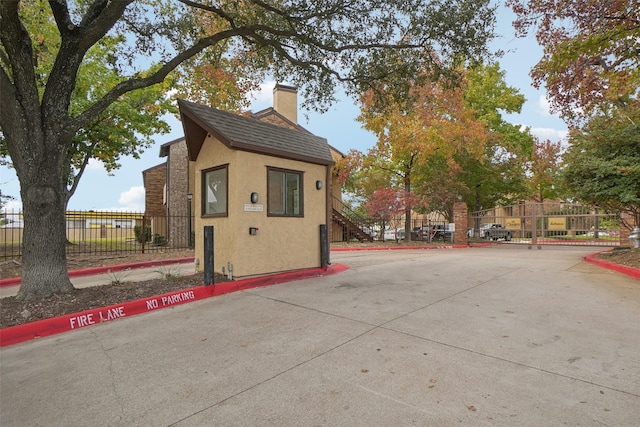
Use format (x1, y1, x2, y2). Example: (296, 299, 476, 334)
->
(0, 257, 195, 288)
(331, 244, 481, 252)
(584, 250, 640, 280)
(0, 263, 349, 347)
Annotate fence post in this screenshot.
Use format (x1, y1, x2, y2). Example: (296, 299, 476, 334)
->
(531, 203, 537, 246)
(141, 215, 146, 254)
(320, 224, 328, 268)
(204, 225, 214, 285)
(453, 202, 468, 245)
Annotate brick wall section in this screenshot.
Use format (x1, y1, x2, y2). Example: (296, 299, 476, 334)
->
(619, 212, 637, 248)
(255, 112, 299, 130)
(453, 202, 468, 245)
(142, 163, 165, 217)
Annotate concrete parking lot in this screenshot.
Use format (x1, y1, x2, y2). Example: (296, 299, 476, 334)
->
(1, 246, 639, 426)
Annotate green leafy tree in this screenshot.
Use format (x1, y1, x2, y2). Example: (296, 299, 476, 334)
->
(356, 76, 486, 238)
(353, 63, 531, 232)
(562, 106, 640, 227)
(411, 63, 532, 218)
(457, 63, 533, 211)
(509, 0, 639, 231)
(1, 0, 496, 300)
(528, 137, 563, 203)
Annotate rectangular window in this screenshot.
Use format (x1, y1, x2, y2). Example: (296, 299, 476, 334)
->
(268, 168, 303, 216)
(114, 219, 134, 229)
(202, 165, 228, 216)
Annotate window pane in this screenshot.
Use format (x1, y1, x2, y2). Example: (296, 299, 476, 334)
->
(204, 167, 227, 215)
(286, 173, 300, 215)
(268, 170, 285, 214)
(268, 168, 302, 216)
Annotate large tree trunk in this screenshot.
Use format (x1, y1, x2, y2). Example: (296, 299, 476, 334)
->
(15, 151, 74, 301)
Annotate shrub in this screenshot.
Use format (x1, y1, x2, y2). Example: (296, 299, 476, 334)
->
(134, 225, 151, 243)
(153, 233, 167, 246)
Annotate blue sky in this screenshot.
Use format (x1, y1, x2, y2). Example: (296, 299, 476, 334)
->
(1, 5, 567, 213)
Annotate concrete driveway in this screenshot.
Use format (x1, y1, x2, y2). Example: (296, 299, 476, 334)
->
(1, 246, 639, 426)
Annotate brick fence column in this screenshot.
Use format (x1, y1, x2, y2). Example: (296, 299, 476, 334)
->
(453, 202, 468, 245)
(619, 212, 637, 248)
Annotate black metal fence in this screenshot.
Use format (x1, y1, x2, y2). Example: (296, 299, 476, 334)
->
(0, 210, 194, 262)
(381, 219, 454, 243)
(331, 196, 454, 243)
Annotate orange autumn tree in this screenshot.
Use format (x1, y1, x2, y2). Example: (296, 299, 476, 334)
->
(356, 72, 489, 240)
(528, 137, 564, 203)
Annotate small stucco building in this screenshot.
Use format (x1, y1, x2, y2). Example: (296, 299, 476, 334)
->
(178, 85, 335, 278)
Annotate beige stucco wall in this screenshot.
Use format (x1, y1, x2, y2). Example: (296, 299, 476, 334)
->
(194, 135, 328, 278)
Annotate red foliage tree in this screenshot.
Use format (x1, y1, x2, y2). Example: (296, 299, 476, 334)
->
(508, 0, 639, 123)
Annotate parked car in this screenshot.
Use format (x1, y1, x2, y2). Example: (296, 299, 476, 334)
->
(430, 224, 452, 241)
(411, 226, 429, 240)
(360, 226, 376, 238)
(480, 223, 512, 241)
(410, 224, 452, 241)
(383, 228, 403, 240)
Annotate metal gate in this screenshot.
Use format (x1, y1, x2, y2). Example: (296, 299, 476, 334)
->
(471, 202, 620, 247)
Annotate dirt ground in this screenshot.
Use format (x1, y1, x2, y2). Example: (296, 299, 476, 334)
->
(0, 249, 197, 280)
(0, 250, 217, 328)
(1, 245, 638, 329)
(591, 247, 640, 269)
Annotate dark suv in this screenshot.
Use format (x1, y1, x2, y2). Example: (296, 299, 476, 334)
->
(430, 224, 451, 241)
(411, 224, 451, 241)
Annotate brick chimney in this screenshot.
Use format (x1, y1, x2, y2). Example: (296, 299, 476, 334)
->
(273, 84, 297, 125)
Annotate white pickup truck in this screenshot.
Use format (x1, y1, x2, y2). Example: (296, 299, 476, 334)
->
(480, 223, 512, 241)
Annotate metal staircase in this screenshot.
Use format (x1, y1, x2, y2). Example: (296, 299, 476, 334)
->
(331, 196, 374, 242)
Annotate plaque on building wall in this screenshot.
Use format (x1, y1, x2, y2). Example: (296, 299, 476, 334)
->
(244, 204, 264, 212)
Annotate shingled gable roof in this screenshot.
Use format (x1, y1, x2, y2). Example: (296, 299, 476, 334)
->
(178, 99, 334, 166)
(158, 136, 185, 158)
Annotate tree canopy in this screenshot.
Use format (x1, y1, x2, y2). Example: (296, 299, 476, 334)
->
(508, 0, 639, 123)
(562, 105, 640, 226)
(509, 0, 639, 230)
(0, 0, 498, 300)
(528, 137, 563, 203)
(343, 62, 531, 232)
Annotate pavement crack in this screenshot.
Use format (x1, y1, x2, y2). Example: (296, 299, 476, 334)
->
(92, 331, 126, 420)
(166, 322, 380, 426)
(353, 383, 435, 415)
(380, 326, 640, 399)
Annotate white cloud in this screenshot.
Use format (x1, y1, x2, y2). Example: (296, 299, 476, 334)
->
(517, 124, 568, 143)
(247, 79, 298, 110)
(528, 127, 569, 143)
(86, 158, 106, 172)
(117, 186, 145, 211)
(538, 95, 552, 116)
(247, 80, 277, 110)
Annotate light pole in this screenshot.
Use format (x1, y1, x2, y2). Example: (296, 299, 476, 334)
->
(187, 192, 193, 248)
